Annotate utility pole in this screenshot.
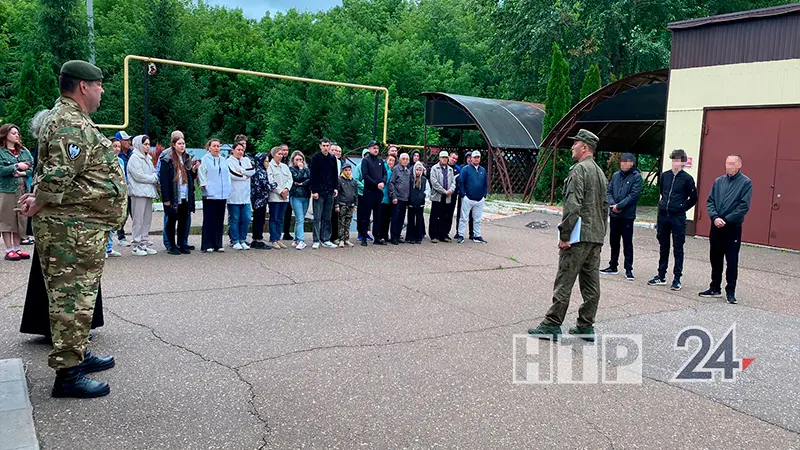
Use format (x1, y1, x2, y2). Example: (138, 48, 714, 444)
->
(86, 0, 96, 64)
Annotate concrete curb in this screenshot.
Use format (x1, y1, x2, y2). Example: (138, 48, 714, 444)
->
(526, 205, 657, 230)
(0, 359, 39, 450)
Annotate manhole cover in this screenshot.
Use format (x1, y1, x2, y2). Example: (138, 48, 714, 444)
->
(526, 221, 550, 229)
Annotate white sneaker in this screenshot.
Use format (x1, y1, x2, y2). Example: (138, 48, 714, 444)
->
(338, 241, 345, 248)
(296, 241, 306, 250)
(291, 241, 298, 247)
(118, 238, 131, 247)
(233, 243, 244, 250)
(146, 247, 157, 255)
(323, 241, 337, 248)
(216, 247, 225, 253)
(241, 242, 250, 250)
(132, 248, 148, 256)
(312, 242, 320, 249)
(206, 248, 215, 253)
(107, 249, 122, 257)
(345, 240, 354, 247)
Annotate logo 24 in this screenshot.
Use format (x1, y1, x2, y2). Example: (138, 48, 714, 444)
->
(671, 323, 754, 382)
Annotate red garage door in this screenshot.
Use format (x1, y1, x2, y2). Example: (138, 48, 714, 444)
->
(697, 107, 800, 250)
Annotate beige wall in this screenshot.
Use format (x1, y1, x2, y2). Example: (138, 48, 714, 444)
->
(662, 58, 800, 217)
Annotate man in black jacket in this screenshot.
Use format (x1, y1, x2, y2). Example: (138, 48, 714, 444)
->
(648, 149, 698, 291)
(310, 138, 339, 249)
(359, 141, 388, 246)
(699, 155, 752, 304)
(601, 153, 642, 280)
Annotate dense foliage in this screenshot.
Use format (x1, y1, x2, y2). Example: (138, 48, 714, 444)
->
(0, 0, 788, 200)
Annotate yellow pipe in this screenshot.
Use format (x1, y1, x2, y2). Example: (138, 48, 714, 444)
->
(97, 55, 393, 145)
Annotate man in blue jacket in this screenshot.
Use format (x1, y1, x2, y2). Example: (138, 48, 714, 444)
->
(601, 153, 642, 280)
(457, 151, 488, 244)
(699, 154, 752, 304)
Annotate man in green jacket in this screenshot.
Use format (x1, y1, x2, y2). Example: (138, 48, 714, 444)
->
(528, 129, 608, 342)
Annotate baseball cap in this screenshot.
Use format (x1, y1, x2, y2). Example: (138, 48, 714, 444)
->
(115, 131, 132, 141)
(471, 150, 481, 158)
(568, 129, 599, 148)
(621, 153, 636, 162)
(368, 140, 379, 148)
(438, 150, 449, 158)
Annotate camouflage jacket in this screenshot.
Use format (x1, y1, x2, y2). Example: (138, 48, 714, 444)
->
(558, 156, 608, 244)
(33, 97, 128, 230)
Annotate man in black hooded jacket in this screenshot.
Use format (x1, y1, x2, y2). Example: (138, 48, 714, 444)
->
(359, 141, 387, 246)
(601, 153, 642, 280)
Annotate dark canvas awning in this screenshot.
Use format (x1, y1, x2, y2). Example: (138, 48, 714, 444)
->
(421, 92, 545, 150)
(541, 69, 669, 155)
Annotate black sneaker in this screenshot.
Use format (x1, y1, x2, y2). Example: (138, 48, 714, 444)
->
(625, 270, 635, 281)
(698, 289, 722, 298)
(670, 279, 682, 291)
(600, 267, 618, 275)
(648, 276, 667, 286)
(282, 234, 293, 241)
(472, 237, 488, 244)
(726, 294, 738, 304)
(361, 239, 368, 247)
(168, 247, 182, 255)
(457, 236, 464, 244)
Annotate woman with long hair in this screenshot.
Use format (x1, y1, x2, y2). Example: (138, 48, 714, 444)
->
(198, 138, 231, 252)
(250, 152, 274, 249)
(159, 133, 197, 255)
(0, 124, 34, 261)
(267, 146, 293, 249)
(289, 150, 311, 250)
(126, 135, 159, 256)
(226, 141, 255, 250)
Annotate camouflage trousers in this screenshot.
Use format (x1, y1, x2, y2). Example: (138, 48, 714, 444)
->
(544, 242, 603, 328)
(338, 205, 354, 242)
(32, 217, 107, 370)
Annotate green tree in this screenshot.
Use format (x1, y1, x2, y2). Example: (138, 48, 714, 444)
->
(579, 64, 601, 101)
(39, 0, 90, 67)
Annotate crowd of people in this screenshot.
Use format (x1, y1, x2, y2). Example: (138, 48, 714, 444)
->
(94, 134, 490, 258)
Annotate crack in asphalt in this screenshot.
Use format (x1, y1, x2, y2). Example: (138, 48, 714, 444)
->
(107, 310, 273, 449)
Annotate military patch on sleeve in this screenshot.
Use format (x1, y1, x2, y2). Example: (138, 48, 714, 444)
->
(68, 143, 82, 160)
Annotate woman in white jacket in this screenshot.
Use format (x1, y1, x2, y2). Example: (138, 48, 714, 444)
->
(267, 146, 293, 248)
(126, 135, 160, 256)
(226, 142, 255, 250)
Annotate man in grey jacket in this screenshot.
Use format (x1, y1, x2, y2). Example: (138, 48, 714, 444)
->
(428, 151, 456, 243)
(601, 153, 642, 280)
(699, 154, 752, 304)
(389, 153, 412, 245)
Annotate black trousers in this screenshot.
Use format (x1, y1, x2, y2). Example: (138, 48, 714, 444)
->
(356, 195, 366, 237)
(657, 214, 686, 280)
(429, 199, 455, 240)
(357, 191, 383, 238)
(390, 201, 408, 241)
(406, 206, 424, 242)
(379, 203, 392, 241)
(282, 204, 293, 237)
(608, 217, 634, 272)
(709, 223, 742, 295)
(166, 201, 190, 250)
(201, 199, 227, 251)
(252, 205, 267, 241)
(455, 195, 474, 238)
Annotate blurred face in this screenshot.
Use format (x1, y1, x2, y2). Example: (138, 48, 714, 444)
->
(620, 160, 634, 171)
(174, 138, 186, 154)
(320, 141, 331, 155)
(472, 155, 481, 166)
(233, 144, 244, 159)
(111, 140, 121, 155)
(273, 150, 283, 162)
(6, 127, 20, 145)
(281, 145, 289, 158)
(332, 146, 341, 158)
(388, 146, 398, 157)
(439, 156, 448, 166)
(725, 155, 742, 176)
(142, 138, 150, 150)
(671, 158, 685, 172)
(209, 140, 221, 157)
(571, 140, 589, 161)
(449, 153, 458, 165)
(388, 155, 396, 169)
(121, 140, 131, 151)
(82, 80, 104, 113)
(415, 165, 423, 177)
(343, 167, 351, 176)
(400, 154, 409, 167)
(293, 154, 304, 167)
(465, 156, 472, 165)
(413, 152, 420, 163)
(369, 145, 379, 156)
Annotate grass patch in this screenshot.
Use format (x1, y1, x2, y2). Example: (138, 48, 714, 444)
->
(507, 256, 519, 263)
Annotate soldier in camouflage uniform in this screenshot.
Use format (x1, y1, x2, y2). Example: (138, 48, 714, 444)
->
(528, 129, 608, 342)
(18, 60, 127, 398)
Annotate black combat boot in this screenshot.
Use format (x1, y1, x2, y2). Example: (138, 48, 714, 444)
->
(52, 367, 110, 398)
(77, 350, 115, 374)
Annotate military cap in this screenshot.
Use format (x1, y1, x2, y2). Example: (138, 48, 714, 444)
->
(60, 60, 103, 81)
(568, 129, 599, 148)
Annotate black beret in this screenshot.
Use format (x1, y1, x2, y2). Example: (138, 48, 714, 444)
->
(60, 60, 103, 81)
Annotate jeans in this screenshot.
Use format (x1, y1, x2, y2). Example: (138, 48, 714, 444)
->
(268, 202, 289, 243)
(227, 203, 252, 244)
(455, 195, 474, 238)
(458, 197, 484, 238)
(312, 193, 334, 243)
(657, 213, 686, 280)
(106, 232, 114, 252)
(608, 217, 635, 272)
(290, 197, 310, 242)
(709, 223, 742, 295)
(163, 209, 191, 248)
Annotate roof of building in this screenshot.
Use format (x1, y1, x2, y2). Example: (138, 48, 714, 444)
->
(421, 92, 545, 150)
(668, 3, 800, 30)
